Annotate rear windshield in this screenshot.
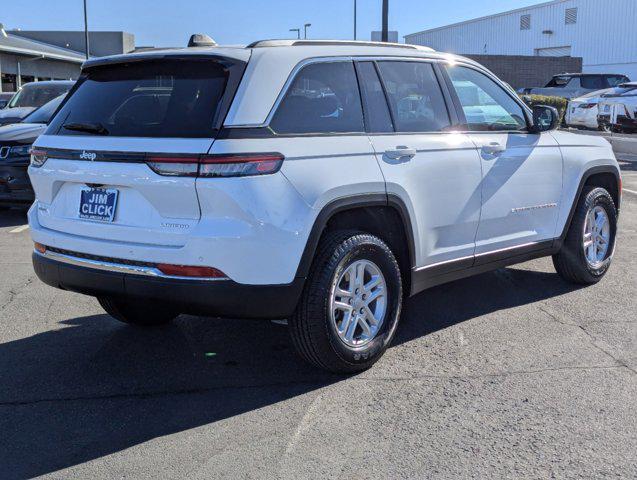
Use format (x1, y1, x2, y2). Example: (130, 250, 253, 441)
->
(545, 76, 571, 87)
(48, 60, 232, 138)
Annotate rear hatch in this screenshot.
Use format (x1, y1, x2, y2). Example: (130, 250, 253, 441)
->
(31, 51, 248, 247)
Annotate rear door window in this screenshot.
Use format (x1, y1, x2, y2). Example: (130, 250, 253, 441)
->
(48, 60, 235, 138)
(581, 75, 605, 89)
(376, 61, 450, 133)
(270, 61, 364, 134)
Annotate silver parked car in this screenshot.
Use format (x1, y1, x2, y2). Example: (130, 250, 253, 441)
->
(519, 73, 630, 100)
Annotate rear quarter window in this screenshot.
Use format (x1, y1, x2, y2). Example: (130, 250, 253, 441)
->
(48, 60, 233, 138)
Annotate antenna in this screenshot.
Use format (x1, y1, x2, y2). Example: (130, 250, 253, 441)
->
(188, 34, 217, 47)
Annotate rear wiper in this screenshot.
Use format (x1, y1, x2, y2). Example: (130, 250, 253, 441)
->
(63, 121, 109, 135)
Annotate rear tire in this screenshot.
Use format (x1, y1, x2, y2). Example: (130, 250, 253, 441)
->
(98, 297, 179, 326)
(289, 231, 403, 374)
(553, 186, 617, 285)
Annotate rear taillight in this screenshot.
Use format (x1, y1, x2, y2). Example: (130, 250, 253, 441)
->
(146, 153, 284, 178)
(199, 153, 284, 178)
(30, 149, 48, 168)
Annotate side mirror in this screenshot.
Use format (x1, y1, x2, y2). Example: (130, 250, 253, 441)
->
(531, 105, 559, 132)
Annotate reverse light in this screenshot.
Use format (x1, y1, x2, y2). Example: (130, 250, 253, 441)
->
(146, 155, 200, 177)
(30, 148, 48, 168)
(156, 263, 227, 278)
(145, 153, 284, 178)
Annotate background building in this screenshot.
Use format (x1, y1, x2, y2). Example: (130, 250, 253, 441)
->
(405, 0, 637, 86)
(0, 24, 135, 93)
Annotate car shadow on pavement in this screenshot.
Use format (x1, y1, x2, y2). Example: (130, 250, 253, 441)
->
(0, 208, 28, 228)
(0, 267, 581, 479)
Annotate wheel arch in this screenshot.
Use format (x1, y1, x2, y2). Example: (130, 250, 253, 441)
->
(294, 194, 416, 287)
(557, 164, 621, 247)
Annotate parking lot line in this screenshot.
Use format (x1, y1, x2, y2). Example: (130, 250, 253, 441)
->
(9, 225, 30, 234)
(623, 188, 637, 196)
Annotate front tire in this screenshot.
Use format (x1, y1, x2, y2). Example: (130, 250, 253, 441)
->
(553, 186, 617, 284)
(98, 297, 179, 326)
(289, 231, 403, 374)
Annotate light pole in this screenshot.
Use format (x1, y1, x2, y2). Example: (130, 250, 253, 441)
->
(289, 28, 300, 39)
(304, 23, 311, 39)
(83, 0, 90, 59)
(382, 0, 389, 42)
(354, 0, 357, 40)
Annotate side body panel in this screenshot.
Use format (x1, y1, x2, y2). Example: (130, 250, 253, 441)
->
(369, 133, 482, 269)
(469, 132, 563, 254)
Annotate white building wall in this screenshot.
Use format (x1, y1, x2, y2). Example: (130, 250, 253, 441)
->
(405, 0, 637, 80)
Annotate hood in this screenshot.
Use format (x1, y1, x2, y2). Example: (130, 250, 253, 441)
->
(0, 107, 37, 123)
(0, 122, 47, 143)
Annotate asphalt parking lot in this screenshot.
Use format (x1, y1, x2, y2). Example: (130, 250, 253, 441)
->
(1, 158, 635, 479)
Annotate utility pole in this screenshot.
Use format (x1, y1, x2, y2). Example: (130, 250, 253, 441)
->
(83, 0, 90, 59)
(381, 0, 389, 42)
(354, 0, 357, 40)
(289, 28, 300, 39)
(304, 23, 311, 39)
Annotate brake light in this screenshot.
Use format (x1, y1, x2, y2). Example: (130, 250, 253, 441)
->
(146, 153, 284, 178)
(30, 149, 48, 168)
(156, 264, 227, 278)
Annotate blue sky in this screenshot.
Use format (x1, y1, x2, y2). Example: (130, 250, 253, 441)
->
(2, 0, 542, 47)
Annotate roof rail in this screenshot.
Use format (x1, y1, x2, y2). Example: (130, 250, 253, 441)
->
(246, 39, 434, 51)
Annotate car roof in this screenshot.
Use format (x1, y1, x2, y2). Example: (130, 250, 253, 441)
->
(555, 73, 629, 77)
(83, 40, 455, 70)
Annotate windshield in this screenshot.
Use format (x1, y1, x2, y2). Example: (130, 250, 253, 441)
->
(21, 94, 67, 124)
(48, 60, 233, 138)
(7, 83, 72, 108)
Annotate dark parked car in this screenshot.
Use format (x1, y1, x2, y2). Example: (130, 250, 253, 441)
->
(0, 80, 73, 126)
(518, 73, 630, 99)
(0, 94, 66, 209)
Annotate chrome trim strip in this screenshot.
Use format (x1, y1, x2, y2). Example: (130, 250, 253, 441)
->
(474, 241, 544, 258)
(413, 254, 473, 273)
(412, 241, 551, 272)
(35, 249, 229, 282)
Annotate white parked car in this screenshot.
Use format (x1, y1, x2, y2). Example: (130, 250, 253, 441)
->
(567, 82, 637, 130)
(598, 84, 637, 133)
(28, 39, 622, 373)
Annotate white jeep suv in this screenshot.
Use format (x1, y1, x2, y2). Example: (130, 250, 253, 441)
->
(29, 40, 621, 373)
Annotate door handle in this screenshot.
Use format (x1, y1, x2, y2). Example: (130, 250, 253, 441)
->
(384, 146, 416, 160)
(481, 142, 506, 155)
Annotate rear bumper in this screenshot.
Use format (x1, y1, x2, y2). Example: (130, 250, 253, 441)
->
(33, 250, 304, 319)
